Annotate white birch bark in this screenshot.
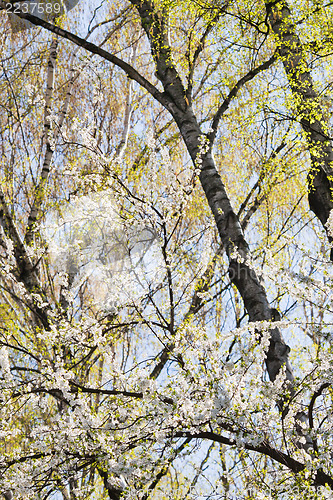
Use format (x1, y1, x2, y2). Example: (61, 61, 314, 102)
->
(25, 37, 58, 246)
(115, 40, 138, 159)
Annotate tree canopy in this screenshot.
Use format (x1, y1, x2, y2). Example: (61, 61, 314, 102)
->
(0, 0, 333, 498)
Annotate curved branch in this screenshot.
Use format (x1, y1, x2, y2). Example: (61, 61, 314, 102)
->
(0, 3, 169, 109)
(208, 52, 277, 145)
(174, 430, 333, 488)
(308, 382, 330, 429)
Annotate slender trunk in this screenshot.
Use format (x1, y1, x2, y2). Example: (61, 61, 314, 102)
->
(25, 37, 58, 246)
(116, 40, 138, 159)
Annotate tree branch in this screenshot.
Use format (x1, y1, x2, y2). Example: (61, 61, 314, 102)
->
(174, 431, 333, 489)
(0, 3, 169, 109)
(207, 53, 277, 145)
(186, 9, 222, 102)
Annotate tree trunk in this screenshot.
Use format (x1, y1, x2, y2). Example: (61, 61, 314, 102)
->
(266, 0, 333, 259)
(171, 105, 293, 382)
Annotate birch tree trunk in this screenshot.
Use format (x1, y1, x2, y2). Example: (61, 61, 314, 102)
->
(130, 0, 293, 384)
(266, 0, 333, 259)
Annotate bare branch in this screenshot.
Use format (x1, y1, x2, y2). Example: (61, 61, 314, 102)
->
(174, 431, 333, 488)
(208, 53, 277, 145)
(0, 2, 169, 109)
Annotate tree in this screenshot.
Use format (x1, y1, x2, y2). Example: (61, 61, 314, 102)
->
(0, 0, 332, 498)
